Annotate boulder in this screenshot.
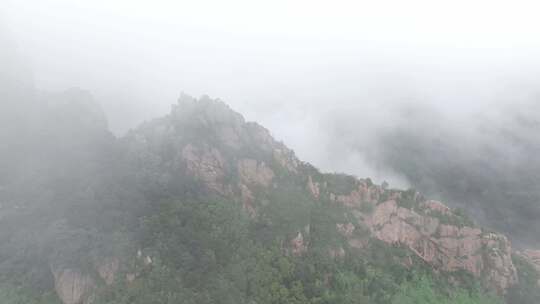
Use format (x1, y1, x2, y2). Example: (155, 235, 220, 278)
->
(51, 267, 95, 304)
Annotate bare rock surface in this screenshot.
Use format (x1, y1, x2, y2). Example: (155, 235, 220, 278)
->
(96, 257, 120, 286)
(354, 198, 518, 293)
(51, 267, 95, 304)
(237, 158, 274, 187)
(522, 249, 540, 272)
(289, 231, 308, 256)
(182, 144, 230, 194)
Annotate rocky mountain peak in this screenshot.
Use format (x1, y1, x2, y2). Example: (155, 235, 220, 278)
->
(172, 92, 245, 129)
(123, 96, 525, 294)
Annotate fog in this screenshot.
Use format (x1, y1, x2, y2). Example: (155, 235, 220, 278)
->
(3, 0, 539, 171)
(3, 0, 540, 245)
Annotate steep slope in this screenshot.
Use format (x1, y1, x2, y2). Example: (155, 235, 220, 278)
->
(117, 95, 523, 296)
(0, 92, 538, 304)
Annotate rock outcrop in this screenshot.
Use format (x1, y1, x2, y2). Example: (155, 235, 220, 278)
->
(182, 144, 231, 195)
(96, 257, 120, 286)
(273, 148, 299, 173)
(237, 158, 274, 187)
(344, 197, 518, 293)
(521, 249, 540, 272)
(329, 181, 382, 208)
(307, 176, 320, 199)
(289, 231, 308, 256)
(51, 267, 95, 304)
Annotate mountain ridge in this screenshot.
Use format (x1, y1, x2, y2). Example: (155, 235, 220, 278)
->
(1, 91, 539, 304)
(120, 94, 526, 293)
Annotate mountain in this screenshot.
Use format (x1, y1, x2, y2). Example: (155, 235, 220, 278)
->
(0, 91, 539, 304)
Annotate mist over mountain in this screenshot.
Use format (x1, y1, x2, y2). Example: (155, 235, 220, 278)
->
(1, 61, 539, 303)
(317, 100, 540, 248)
(2, 2, 540, 303)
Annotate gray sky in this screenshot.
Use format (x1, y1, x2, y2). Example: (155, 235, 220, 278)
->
(3, 0, 540, 186)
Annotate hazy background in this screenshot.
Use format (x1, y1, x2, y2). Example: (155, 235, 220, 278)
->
(3, 0, 540, 245)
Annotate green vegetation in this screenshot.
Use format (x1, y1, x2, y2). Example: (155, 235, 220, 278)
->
(427, 209, 474, 228)
(505, 255, 540, 304)
(323, 173, 358, 195)
(0, 284, 61, 304)
(391, 276, 502, 304)
(397, 188, 420, 210)
(360, 201, 375, 214)
(91, 196, 508, 304)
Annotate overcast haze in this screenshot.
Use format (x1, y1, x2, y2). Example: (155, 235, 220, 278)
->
(3, 0, 540, 186)
(5, 3, 540, 304)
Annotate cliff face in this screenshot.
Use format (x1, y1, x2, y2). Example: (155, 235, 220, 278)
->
(50, 267, 95, 304)
(123, 94, 298, 215)
(328, 186, 518, 293)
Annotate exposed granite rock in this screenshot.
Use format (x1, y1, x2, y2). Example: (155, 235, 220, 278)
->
(307, 176, 320, 199)
(353, 199, 519, 294)
(335, 192, 361, 208)
(51, 267, 95, 304)
(273, 148, 299, 173)
(96, 257, 119, 286)
(421, 200, 452, 216)
(482, 233, 517, 293)
(237, 158, 274, 187)
(330, 182, 381, 208)
(289, 231, 308, 256)
(182, 144, 231, 195)
(521, 249, 540, 272)
(51, 256, 122, 303)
